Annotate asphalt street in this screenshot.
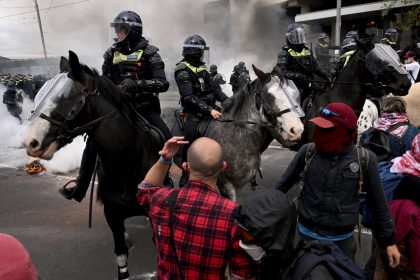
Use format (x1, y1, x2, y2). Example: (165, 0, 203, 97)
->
(0, 94, 373, 280)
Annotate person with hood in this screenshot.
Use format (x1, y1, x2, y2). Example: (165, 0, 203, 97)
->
(234, 188, 297, 279)
(273, 103, 400, 266)
(59, 10, 172, 202)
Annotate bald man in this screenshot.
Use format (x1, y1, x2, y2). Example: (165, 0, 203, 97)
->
(137, 136, 256, 280)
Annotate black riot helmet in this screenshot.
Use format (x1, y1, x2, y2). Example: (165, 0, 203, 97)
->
(110, 11, 143, 49)
(318, 32, 329, 44)
(341, 37, 357, 54)
(286, 23, 306, 45)
(209, 64, 218, 74)
(6, 80, 16, 90)
(182, 35, 209, 62)
(345, 30, 359, 40)
(385, 28, 398, 43)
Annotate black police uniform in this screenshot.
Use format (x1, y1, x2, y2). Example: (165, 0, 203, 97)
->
(277, 45, 329, 102)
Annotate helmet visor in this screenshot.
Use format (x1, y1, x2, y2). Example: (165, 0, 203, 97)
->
(201, 48, 210, 66)
(387, 34, 398, 42)
(110, 22, 131, 43)
(286, 28, 306, 44)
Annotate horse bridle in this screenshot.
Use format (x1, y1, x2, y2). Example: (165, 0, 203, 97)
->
(39, 83, 115, 145)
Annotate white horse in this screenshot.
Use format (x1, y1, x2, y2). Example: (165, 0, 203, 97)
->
(357, 99, 379, 141)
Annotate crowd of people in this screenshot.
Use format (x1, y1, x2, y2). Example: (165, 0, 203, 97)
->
(2, 7, 420, 280)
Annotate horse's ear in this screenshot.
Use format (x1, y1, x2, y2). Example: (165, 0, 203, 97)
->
(60, 56, 70, 73)
(68, 50, 83, 81)
(252, 64, 270, 84)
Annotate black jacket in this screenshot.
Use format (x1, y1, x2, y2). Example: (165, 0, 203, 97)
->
(277, 46, 329, 95)
(102, 37, 169, 110)
(274, 143, 396, 248)
(174, 60, 226, 117)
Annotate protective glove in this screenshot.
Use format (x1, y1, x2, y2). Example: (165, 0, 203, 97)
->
(118, 79, 137, 93)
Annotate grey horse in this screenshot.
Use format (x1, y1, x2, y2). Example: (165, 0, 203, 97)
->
(163, 65, 304, 200)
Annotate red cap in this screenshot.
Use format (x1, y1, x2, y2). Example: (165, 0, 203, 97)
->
(403, 51, 413, 60)
(309, 103, 357, 129)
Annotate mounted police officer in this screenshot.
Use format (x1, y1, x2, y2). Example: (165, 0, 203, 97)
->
(315, 32, 331, 72)
(381, 28, 399, 52)
(209, 64, 227, 100)
(59, 10, 172, 202)
(333, 37, 358, 77)
(174, 35, 227, 186)
(2, 81, 22, 123)
(277, 23, 330, 106)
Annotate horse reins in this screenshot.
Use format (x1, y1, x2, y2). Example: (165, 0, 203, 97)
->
(216, 108, 292, 129)
(39, 84, 116, 144)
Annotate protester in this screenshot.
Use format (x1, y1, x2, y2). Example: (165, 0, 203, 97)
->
(137, 136, 256, 280)
(0, 233, 38, 280)
(374, 199, 420, 279)
(360, 97, 418, 161)
(234, 187, 297, 279)
(401, 50, 419, 84)
(273, 103, 400, 266)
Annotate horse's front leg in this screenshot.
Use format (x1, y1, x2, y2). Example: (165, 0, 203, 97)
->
(104, 205, 130, 280)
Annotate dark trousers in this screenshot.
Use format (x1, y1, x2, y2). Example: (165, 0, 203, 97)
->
(77, 137, 97, 190)
(181, 114, 201, 162)
(298, 232, 357, 262)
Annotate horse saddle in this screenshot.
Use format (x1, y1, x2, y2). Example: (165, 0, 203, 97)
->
(197, 118, 214, 137)
(147, 124, 165, 149)
(172, 110, 213, 138)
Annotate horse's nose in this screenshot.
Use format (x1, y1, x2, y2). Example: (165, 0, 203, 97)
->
(290, 127, 295, 134)
(29, 139, 40, 150)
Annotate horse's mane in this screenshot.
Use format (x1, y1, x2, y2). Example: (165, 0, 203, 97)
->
(95, 74, 145, 130)
(222, 82, 257, 117)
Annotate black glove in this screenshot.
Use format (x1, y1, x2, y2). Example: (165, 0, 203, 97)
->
(118, 79, 137, 93)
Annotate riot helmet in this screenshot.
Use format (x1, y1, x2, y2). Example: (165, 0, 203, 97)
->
(110, 11, 143, 51)
(286, 23, 306, 45)
(318, 32, 329, 44)
(341, 38, 357, 54)
(182, 35, 209, 63)
(345, 30, 359, 40)
(6, 81, 16, 91)
(209, 64, 218, 75)
(384, 28, 398, 43)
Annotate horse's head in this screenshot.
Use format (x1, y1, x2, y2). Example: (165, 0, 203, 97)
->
(25, 51, 97, 159)
(252, 65, 304, 142)
(356, 40, 411, 96)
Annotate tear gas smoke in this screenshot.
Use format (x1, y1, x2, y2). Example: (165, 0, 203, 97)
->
(0, 86, 83, 173)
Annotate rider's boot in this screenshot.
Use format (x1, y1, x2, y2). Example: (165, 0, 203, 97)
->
(59, 179, 89, 203)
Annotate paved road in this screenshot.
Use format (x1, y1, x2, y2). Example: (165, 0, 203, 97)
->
(0, 95, 372, 280)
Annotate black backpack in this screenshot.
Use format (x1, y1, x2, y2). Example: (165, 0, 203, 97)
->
(361, 122, 409, 162)
(282, 240, 364, 280)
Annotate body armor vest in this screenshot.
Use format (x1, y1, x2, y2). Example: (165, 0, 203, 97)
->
(176, 61, 215, 106)
(287, 48, 312, 75)
(112, 49, 144, 83)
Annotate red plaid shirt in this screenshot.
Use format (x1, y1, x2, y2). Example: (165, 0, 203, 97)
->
(137, 180, 255, 280)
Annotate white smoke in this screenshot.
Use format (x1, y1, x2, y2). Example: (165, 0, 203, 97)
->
(0, 85, 83, 174)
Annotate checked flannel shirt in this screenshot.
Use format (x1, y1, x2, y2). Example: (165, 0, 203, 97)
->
(137, 180, 255, 280)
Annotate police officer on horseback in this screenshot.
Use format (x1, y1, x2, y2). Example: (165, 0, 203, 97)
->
(174, 35, 227, 186)
(332, 37, 358, 77)
(59, 10, 172, 202)
(277, 23, 330, 106)
(381, 28, 399, 51)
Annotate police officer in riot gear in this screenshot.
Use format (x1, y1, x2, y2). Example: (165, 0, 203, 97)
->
(174, 35, 227, 186)
(59, 10, 172, 201)
(333, 37, 358, 76)
(315, 32, 331, 72)
(381, 28, 399, 51)
(229, 65, 241, 93)
(2, 81, 22, 123)
(277, 23, 330, 105)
